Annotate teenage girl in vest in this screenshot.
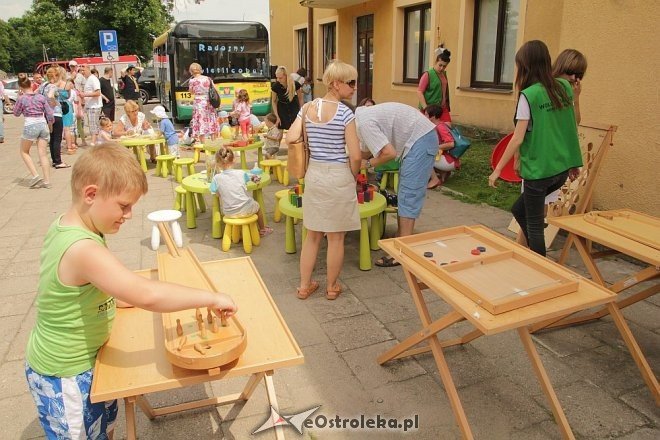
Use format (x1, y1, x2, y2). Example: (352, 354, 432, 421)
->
(417, 45, 452, 125)
(488, 40, 582, 256)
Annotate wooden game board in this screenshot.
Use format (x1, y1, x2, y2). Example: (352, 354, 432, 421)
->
(583, 209, 659, 250)
(394, 226, 579, 314)
(157, 247, 247, 370)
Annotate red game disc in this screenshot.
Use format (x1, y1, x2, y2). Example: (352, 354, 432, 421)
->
(490, 133, 522, 183)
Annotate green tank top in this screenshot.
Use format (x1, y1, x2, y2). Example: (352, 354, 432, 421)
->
(26, 216, 116, 376)
(518, 79, 583, 180)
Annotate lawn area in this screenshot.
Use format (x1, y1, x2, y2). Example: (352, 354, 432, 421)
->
(440, 135, 521, 211)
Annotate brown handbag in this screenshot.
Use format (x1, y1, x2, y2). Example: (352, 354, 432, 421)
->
(287, 103, 311, 179)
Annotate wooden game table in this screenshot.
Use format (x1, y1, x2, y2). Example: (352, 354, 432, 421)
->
(119, 136, 166, 172)
(181, 172, 271, 232)
(530, 209, 659, 331)
(278, 192, 386, 270)
(203, 140, 264, 170)
(378, 225, 659, 439)
(91, 257, 303, 440)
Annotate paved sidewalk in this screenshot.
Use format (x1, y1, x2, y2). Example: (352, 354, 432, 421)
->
(0, 113, 657, 439)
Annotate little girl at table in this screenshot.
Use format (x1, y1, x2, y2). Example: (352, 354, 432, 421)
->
(210, 147, 273, 236)
(231, 89, 252, 139)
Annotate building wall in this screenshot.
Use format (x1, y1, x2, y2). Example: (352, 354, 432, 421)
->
(269, 0, 659, 214)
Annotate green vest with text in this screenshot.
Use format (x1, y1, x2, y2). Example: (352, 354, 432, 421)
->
(519, 79, 582, 180)
(26, 217, 116, 376)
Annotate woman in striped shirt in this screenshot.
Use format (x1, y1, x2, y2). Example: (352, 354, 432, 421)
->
(286, 60, 362, 301)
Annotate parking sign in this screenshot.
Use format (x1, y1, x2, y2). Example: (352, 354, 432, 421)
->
(99, 30, 119, 61)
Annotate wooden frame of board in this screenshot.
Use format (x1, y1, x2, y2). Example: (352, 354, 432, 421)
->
(393, 226, 579, 314)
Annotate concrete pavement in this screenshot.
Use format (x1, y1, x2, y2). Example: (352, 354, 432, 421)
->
(0, 111, 657, 439)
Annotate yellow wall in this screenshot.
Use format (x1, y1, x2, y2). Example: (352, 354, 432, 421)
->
(269, 0, 659, 214)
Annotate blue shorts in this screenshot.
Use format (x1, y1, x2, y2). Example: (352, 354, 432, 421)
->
(398, 129, 438, 219)
(25, 362, 118, 439)
(22, 123, 50, 142)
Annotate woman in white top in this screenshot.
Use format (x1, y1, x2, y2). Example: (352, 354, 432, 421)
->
(115, 99, 155, 162)
(285, 60, 362, 301)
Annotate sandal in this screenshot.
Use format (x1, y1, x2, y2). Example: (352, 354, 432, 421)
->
(326, 284, 343, 300)
(54, 163, 71, 169)
(296, 280, 319, 300)
(375, 256, 400, 267)
(259, 226, 274, 237)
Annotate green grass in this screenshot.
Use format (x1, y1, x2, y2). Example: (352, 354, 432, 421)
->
(441, 139, 521, 211)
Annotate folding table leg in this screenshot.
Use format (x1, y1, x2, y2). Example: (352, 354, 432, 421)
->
(264, 371, 285, 440)
(124, 396, 138, 440)
(518, 328, 575, 440)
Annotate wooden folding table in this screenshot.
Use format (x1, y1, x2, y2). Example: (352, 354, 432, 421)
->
(378, 226, 658, 439)
(91, 257, 304, 439)
(538, 209, 659, 330)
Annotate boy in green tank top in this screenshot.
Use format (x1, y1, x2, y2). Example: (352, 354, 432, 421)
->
(489, 40, 582, 256)
(25, 144, 237, 439)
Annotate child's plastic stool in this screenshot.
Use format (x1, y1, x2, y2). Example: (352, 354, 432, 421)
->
(147, 210, 183, 251)
(174, 185, 188, 212)
(173, 158, 196, 183)
(222, 214, 260, 254)
(259, 159, 283, 184)
(273, 189, 290, 223)
(155, 154, 175, 178)
(280, 160, 290, 186)
(192, 144, 205, 163)
(376, 160, 400, 194)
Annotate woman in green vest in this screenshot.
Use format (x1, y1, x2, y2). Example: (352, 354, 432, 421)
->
(417, 46, 452, 124)
(488, 40, 582, 256)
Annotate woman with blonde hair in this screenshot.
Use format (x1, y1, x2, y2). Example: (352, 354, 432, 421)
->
(285, 60, 361, 300)
(552, 49, 587, 124)
(188, 62, 217, 143)
(271, 66, 303, 129)
(41, 66, 69, 168)
(115, 99, 156, 162)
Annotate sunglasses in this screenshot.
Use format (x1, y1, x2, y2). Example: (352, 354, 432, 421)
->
(565, 70, 584, 80)
(343, 80, 357, 88)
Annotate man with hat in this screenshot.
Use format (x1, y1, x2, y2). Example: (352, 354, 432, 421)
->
(69, 60, 88, 146)
(122, 65, 141, 110)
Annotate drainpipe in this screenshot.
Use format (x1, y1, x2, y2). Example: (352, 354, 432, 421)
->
(307, 6, 314, 94)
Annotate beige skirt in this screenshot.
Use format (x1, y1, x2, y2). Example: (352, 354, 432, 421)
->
(302, 160, 360, 232)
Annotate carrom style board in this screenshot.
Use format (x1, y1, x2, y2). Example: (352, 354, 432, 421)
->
(584, 210, 659, 251)
(157, 248, 247, 370)
(393, 226, 579, 314)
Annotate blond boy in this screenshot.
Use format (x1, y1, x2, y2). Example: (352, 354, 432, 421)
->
(25, 144, 236, 438)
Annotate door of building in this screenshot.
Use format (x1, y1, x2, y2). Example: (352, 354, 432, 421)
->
(356, 15, 374, 104)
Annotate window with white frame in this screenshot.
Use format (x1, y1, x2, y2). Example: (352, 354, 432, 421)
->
(403, 3, 431, 83)
(322, 22, 336, 69)
(296, 28, 307, 71)
(471, 0, 520, 89)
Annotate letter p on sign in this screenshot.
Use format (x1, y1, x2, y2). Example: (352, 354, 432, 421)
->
(99, 30, 118, 52)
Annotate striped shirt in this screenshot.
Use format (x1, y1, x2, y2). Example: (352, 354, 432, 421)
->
(355, 102, 436, 160)
(298, 99, 354, 163)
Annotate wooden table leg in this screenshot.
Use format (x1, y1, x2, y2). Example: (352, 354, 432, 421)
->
(285, 215, 296, 254)
(607, 303, 660, 405)
(557, 233, 575, 264)
(124, 396, 138, 440)
(572, 236, 606, 286)
(608, 266, 659, 293)
(402, 269, 474, 439)
(264, 371, 285, 440)
(518, 328, 575, 439)
(185, 192, 196, 229)
(359, 218, 371, 271)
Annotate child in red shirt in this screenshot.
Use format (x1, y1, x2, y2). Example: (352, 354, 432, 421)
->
(424, 104, 458, 189)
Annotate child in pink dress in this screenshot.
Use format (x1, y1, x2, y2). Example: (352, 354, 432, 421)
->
(231, 89, 252, 139)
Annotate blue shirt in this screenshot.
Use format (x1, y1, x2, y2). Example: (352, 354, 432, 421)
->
(159, 118, 178, 146)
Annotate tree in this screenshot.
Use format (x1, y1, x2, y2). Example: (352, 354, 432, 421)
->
(0, 20, 16, 72)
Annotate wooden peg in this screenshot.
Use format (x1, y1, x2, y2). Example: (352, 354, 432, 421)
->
(207, 308, 213, 324)
(200, 321, 207, 339)
(195, 308, 203, 322)
(211, 316, 219, 333)
(193, 343, 206, 355)
(176, 319, 183, 337)
(176, 335, 187, 351)
(220, 311, 228, 327)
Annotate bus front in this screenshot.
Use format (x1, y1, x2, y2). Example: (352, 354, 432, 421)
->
(170, 21, 271, 121)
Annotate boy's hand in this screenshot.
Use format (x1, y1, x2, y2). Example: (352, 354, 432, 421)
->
(210, 293, 238, 318)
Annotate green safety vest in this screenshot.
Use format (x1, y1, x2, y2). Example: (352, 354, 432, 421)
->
(518, 79, 582, 180)
(420, 68, 446, 109)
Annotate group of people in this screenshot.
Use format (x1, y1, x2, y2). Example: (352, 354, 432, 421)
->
(18, 38, 589, 439)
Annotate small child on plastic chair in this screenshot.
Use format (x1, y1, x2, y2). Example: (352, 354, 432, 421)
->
(151, 105, 181, 157)
(424, 104, 458, 189)
(210, 147, 273, 236)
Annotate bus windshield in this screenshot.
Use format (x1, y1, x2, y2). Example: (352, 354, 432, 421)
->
(174, 40, 268, 86)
